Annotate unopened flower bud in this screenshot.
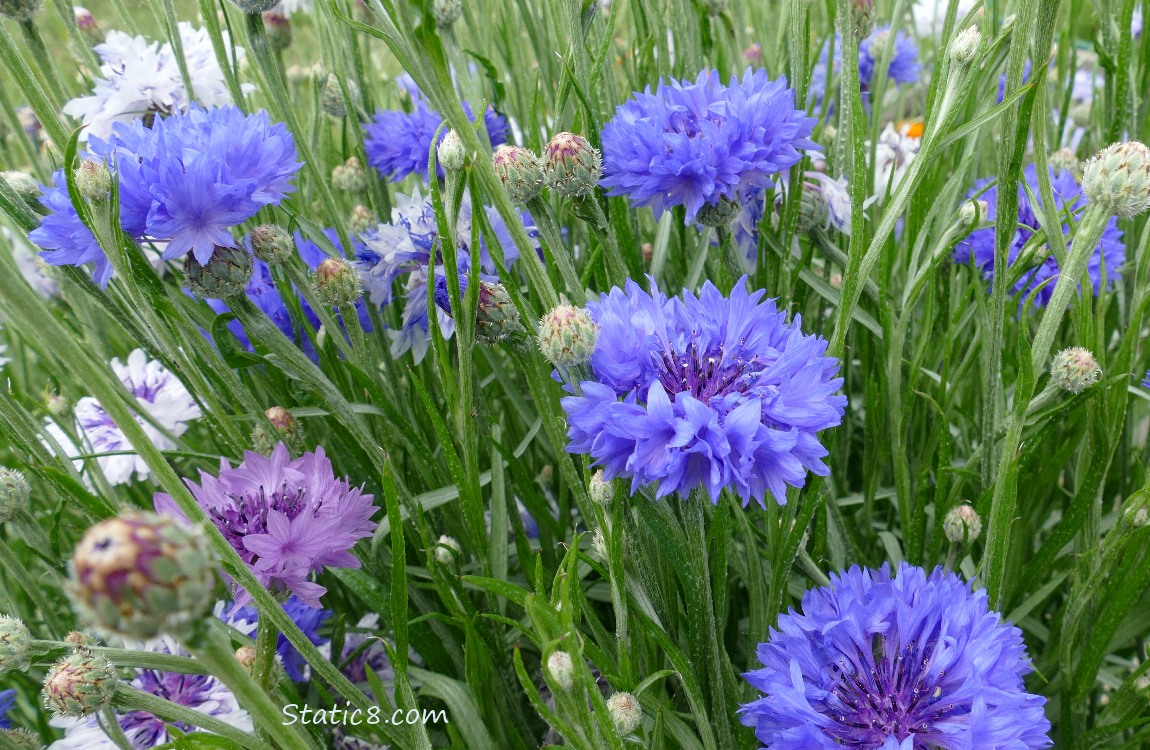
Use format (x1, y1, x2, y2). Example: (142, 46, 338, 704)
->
(437, 130, 468, 172)
(0, 0, 43, 21)
(252, 406, 304, 455)
(743, 43, 762, 64)
(64, 631, 95, 647)
(546, 650, 575, 691)
(959, 199, 987, 227)
(46, 391, 70, 419)
(0, 728, 42, 749)
(475, 280, 523, 343)
(1, 171, 41, 207)
(322, 74, 348, 118)
(949, 25, 981, 65)
(42, 650, 118, 718)
(226, 0, 278, 13)
(1050, 346, 1101, 393)
(851, 0, 874, 38)
(493, 146, 544, 204)
(313, 257, 362, 308)
(943, 504, 982, 544)
(263, 8, 292, 51)
(185, 245, 253, 299)
(332, 157, 367, 193)
(67, 512, 218, 639)
(589, 470, 613, 507)
(0, 468, 30, 522)
(1083, 141, 1150, 217)
(1050, 147, 1080, 176)
(348, 204, 375, 234)
(433, 535, 460, 565)
(235, 645, 257, 669)
(696, 196, 741, 228)
(74, 159, 111, 202)
(544, 132, 602, 199)
(796, 185, 830, 233)
(433, 0, 462, 28)
(606, 691, 642, 736)
(538, 305, 599, 368)
(591, 527, 608, 559)
(0, 615, 32, 673)
(641, 242, 653, 263)
(74, 6, 100, 44)
(249, 225, 295, 265)
(702, 0, 727, 15)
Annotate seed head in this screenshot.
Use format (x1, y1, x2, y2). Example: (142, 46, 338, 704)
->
(943, 504, 982, 544)
(493, 146, 544, 204)
(263, 8, 292, 51)
(313, 257, 362, 308)
(1082, 141, 1150, 217)
(184, 245, 254, 299)
(546, 650, 575, 691)
(42, 650, 118, 718)
(538, 305, 599, 369)
(0, 615, 32, 673)
(607, 691, 642, 736)
(544, 132, 602, 199)
(1050, 347, 1101, 394)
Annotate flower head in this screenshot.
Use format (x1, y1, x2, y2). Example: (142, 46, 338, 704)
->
(600, 68, 817, 223)
(357, 187, 536, 363)
(954, 164, 1124, 308)
(740, 563, 1052, 749)
(42, 651, 118, 718)
(155, 444, 378, 608)
(561, 278, 846, 506)
(364, 80, 507, 182)
(1082, 141, 1150, 218)
(859, 27, 921, 87)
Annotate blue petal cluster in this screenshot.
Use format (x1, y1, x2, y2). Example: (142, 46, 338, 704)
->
(739, 563, 1052, 750)
(859, 26, 921, 88)
(29, 106, 300, 285)
(229, 595, 332, 683)
(562, 278, 845, 506)
(600, 68, 817, 223)
(204, 229, 372, 360)
(954, 165, 1124, 308)
(364, 78, 508, 182)
(356, 187, 536, 363)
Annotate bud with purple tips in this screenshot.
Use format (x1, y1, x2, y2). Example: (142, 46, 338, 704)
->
(249, 225, 295, 265)
(944, 504, 982, 543)
(607, 691, 641, 735)
(41, 650, 118, 718)
(475, 280, 524, 343)
(493, 146, 544, 204)
(538, 305, 599, 369)
(544, 132, 602, 199)
(313, 257, 362, 308)
(1050, 347, 1101, 393)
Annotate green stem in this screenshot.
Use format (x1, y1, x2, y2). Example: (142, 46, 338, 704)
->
(0, 539, 65, 638)
(18, 19, 68, 105)
(30, 640, 208, 673)
(253, 616, 279, 691)
(0, 19, 69, 150)
(113, 685, 276, 750)
(527, 197, 585, 300)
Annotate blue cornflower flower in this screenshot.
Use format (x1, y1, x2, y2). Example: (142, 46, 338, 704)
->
(954, 164, 1124, 308)
(0, 688, 15, 729)
(998, 59, 1033, 104)
(739, 563, 1052, 749)
(227, 595, 331, 683)
(561, 278, 846, 507)
(30, 106, 301, 285)
(1141, 369, 1150, 390)
(859, 26, 921, 88)
(357, 187, 536, 363)
(600, 68, 817, 223)
(364, 80, 508, 182)
(204, 229, 372, 360)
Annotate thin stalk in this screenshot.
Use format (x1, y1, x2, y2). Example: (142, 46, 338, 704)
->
(0, 539, 66, 638)
(18, 19, 68, 105)
(528, 197, 585, 300)
(113, 685, 276, 750)
(30, 640, 208, 673)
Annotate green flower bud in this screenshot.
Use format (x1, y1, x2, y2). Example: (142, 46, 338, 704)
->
(493, 146, 544, 204)
(332, 157, 367, 193)
(249, 225, 295, 265)
(538, 305, 599, 369)
(433, 0, 462, 28)
(74, 159, 111, 203)
(850, 0, 874, 38)
(606, 691, 642, 736)
(348, 205, 376, 234)
(589, 469, 613, 507)
(263, 7, 292, 52)
(943, 504, 982, 544)
(0, 728, 42, 750)
(184, 246, 253, 299)
(0, 468, 30, 523)
(1083, 141, 1150, 218)
(702, 0, 727, 15)
(544, 132, 602, 199)
(433, 535, 461, 565)
(226, 0, 278, 13)
(1050, 147, 1080, 176)
(948, 25, 981, 66)
(1050, 347, 1101, 394)
(475, 280, 523, 344)
(696, 196, 741, 228)
(0, 0, 43, 21)
(959, 199, 987, 228)
(42, 650, 118, 718)
(322, 74, 349, 118)
(0, 615, 32, 673)
(251, 406, 305, 455)
(235, 644, 257, 670)
(67, 512, 218, 639)
(437, 130, 467, 173)
(1, 171, 41, 207)
(313, 257, 362, 308)
(546, 650, 574, 692)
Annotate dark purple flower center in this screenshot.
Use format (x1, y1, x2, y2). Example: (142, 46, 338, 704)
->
(209, 484, 310, 565)
(651, 339, 757, 402)
(822, 637, 960, 746)
(120, 670, 218, 745)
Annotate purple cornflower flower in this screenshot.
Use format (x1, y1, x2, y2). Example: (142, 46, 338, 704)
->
(225, 596, 331, 682)
(998, 60, 1033, 104)
(600, 68, 817, 223)
(954, 164, 1124, 308)
(50, 636, 251, 749)
(859, 26, 921, 88)
(357, 187, 536, 363)
(155, 443, 378, 608)
(561, 278, 846, 507)
(739, 563, 1052, 749)
(364, 79, 507, 182)
(30, 106, 301, 285)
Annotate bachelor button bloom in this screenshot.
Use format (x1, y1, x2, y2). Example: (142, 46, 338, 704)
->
(63, 23, 249, 141)
(859, 26, 921, 88)
(357, 187, 537, 363)
(561, 278, 846, 506)
(223, 596, 331, 682)
(155, 443, 378, 608)
(0, 688, 15, 728)
(1141, 369, 1150, 390)
(954, 164, 1124, 308)
(871, 121, 921, 204)
(67, 349, 202, 485)
(364, 78, 508, 182)
(600, 68, 817, 223)
(49, 636, 252, 749)
(730, 173, 851, 269)
(30, 106, 301, 285)
(739, 563, 1052, 750)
